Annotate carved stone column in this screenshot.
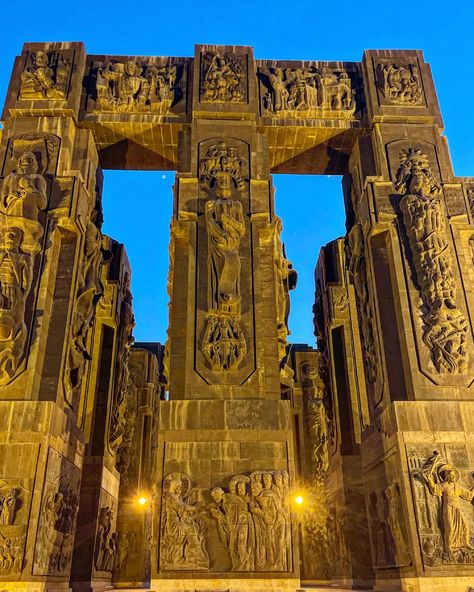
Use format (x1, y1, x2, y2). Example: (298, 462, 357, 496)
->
(153, 45, 300, 591)
(343, 49, 474, 592)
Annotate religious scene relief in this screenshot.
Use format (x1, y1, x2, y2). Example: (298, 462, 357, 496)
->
(19, 50, 71, 100)
(160, 472, 209, 571)
(90, 60, 184, 113)
(209, 471, 290, 572)
(410, 449, 474, 567)
(260, 66, 356, 117)
(200, 53, 246, 103)
(94, 506, 117, 572)
(199, 141, 248, 372)
(0, 145, 50, 384)
(376, 62, 423, 105)
(394, 148, 468, 374)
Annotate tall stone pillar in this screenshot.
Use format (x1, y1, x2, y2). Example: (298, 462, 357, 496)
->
(0, 42, 106, 591)
(154, 45, 299, 591)
(343, 49, 474, 591)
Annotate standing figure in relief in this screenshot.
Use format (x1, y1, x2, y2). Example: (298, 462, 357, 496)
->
(268, 69, 289, 111)
(384, 483, 411, 565)
(302, 362, 329, 477)
(421, 452, 474, 553)
(0, 489, 19, 526)
(160, 473, 209, 570)
(205, 171, 245, 316)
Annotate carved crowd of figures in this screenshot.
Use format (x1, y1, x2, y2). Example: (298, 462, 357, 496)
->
(160, 472, 209, 570)
(0, 532, 25, 575)
(395, 148, 468, 374)
(94, 60, 181, 113)
(20, 50, 70, 100)
(376, 62, 423, 105)
(200, 141, 247, 371)
(0, 150, 47, 384)
(262, 67, 355, 114)
(201, 53, 245, 103)
(94, 506, 117, 572)
(210, 471, 290, 572)
(346, 224, 378, 383)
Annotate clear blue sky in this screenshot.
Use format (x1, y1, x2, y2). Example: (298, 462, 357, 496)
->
(1, 0, 473, 345)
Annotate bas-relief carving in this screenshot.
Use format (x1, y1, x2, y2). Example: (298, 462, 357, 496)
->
(19, 50, 71, 100)
(160, 472, 209, 571)
(63, 203, 104, 405)
(109, 272, 137, 478)
(367, 485, 411, 568)
(0, 481, 31, 576)
(199, 141, 248, 372)
(395, 148, 468, 374)
(375, 62, 423, 105)
(0, 149, 48, 384)
(91, 60, 183, 113)
(261, 66, 355, 117)
(210, 471, 290, 572)
(94, 506, 117, 572)
(201, 53, 245, 103)
(410, 449, 474, 567)
(346, 224, 378, 383)
(274, 217, 297, 364)
(34, 449, 81, 576)
(301, 362, 329, 478)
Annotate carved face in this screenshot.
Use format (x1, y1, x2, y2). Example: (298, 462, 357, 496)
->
(34, 51, 49, 67)
(445, 469, 457, 484)
(211, 487, 224, 503)
(274, 473, 283, 487)
(251, 481, 262, 497)
(237, 481, 247, 497)
(125, 61, 140, 76)
(263, 473, 272, 489)
(214, 171, 232, 198)
(17, 152, 38, 175)
(303, 363, 318, 380)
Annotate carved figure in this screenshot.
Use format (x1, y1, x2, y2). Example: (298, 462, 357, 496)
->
(274, 217, 297, 362)
(368, 491, 393, 565)
(20, 51, 70, 100)
(420, 451, 474, 553)
(262, 66, 355, 115)
(94, 60, 181, 113)
(200, 142, 248, 371)
(0, 151, 47, 384)
(301, 362, 329, 477)
(209, 471, 290, 572)
(346, 225, 378, 382)
(64, 215, 103, 403)
(0, 532, 25, 575)
(95, 507, 117, 572)
(395, 148, 468, 374)
(0, 488, 19, 525)
(201, 53, 244, 103)
(160, 473, 209, 570)
(384, 482, 411, 565)
(376, 63, 423, 105)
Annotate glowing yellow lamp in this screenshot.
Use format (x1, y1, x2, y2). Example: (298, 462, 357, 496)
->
(137, 496, 147, 506)
(295, 495, 304, 505)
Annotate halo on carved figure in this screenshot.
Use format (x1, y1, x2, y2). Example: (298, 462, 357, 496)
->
(437, 463, 460, 482)
(301, 361, 318, 379)
(162, 472, 191, 497)
(229, 474, 250, 493)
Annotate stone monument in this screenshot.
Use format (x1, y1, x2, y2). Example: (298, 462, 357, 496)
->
(0, 42, 471, 592)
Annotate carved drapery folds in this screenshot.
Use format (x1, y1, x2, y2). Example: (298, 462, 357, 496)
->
(346, 224, 378, 383)
(274, 217, 297, 363)
(160, 472, 209, 571)
(410, 450, 474, 566)
(109, 273, 137, 476)
(301, 362, 329, 478)
(64, 207, 104, 404)
(210, 470, 290, 572)
(0, 148, 48, 384)
(94, 506, 117, 572)
(91, 60, 183, 113)
(20, 50, 71, 100)
(376, 62, 423, 105)
(395, 148, 468, 374)
(261, 66, 355, 117)
(201, 53, 245, 103)
(199, 141, 248, 371)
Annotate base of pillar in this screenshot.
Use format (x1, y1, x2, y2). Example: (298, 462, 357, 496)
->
(375, 576, 474, 592)
(0, 583, 71, 592)
(151, 577, 300, 592)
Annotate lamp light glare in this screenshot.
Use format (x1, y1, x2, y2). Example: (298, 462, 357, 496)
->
(138, 496, 147, 506)
(295, 495, 304, 505)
